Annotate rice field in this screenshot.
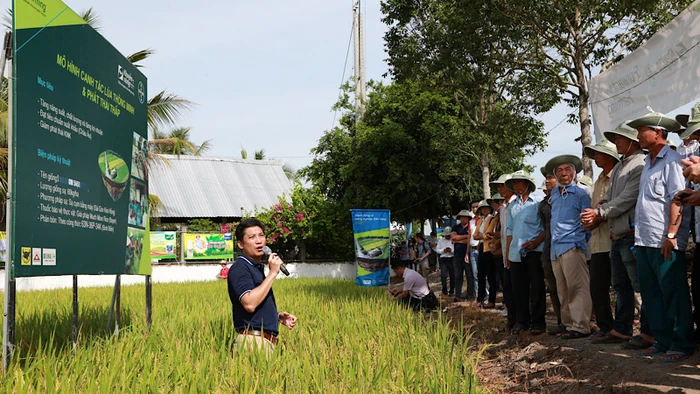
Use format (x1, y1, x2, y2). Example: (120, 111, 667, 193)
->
(0, 279, 481, 393)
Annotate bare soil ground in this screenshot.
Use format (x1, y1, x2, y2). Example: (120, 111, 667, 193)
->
(391, 271, 700, 393)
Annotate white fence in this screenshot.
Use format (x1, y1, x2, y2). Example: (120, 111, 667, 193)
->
(0, 262, 357, 292)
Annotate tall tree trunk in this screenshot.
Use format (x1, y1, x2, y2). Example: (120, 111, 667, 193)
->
(578, 84, 593, 178)
(574, 9, 593, 178)
(481, 151, 491, 199)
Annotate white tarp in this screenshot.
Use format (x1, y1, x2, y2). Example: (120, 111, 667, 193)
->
(589, 1, 700, 139)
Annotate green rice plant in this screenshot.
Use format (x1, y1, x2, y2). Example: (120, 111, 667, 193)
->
(0, 279, 482, 393)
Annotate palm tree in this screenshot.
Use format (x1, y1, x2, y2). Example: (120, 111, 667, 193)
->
(239, 146, 297, 180)
(149, 127, 210, 156)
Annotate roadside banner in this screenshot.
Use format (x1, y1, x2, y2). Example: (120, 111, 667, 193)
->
(589, 1, 700, 139)
(12, 0, 149, 277)
(351, 209, 391, 286)
(150, 231, 177, 259)
(183, 233, 234, 260)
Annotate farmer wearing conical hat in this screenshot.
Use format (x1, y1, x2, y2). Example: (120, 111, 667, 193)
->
(582, 139, 619, 342)
(627, 110, 693, 361)
(545, 154, 592, 339)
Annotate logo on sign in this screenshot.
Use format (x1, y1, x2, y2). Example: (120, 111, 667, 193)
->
(21, 247, 31, 265)
(117, 65, 135, 95)
(137, 81, 145, 104)
(32, 248, 42, 266)
(42, 248, 56, 266)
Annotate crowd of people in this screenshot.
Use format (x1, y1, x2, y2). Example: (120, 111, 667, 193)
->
(391, 107, 700, 363)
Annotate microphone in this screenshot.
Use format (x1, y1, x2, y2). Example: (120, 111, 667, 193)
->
(263, 246, 289, 276)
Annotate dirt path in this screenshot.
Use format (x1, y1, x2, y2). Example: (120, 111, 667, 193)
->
(394, 271, 700, 393)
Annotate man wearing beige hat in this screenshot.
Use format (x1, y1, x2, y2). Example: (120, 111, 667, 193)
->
(505, 171, 547, 335)
(581, 121, 654, 348)
(489, 174, 517, 329)
(628, 111, 693, 361)
(582, 139, 619, 340)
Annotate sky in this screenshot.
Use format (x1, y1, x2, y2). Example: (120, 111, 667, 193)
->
(7, 0, 693, 193)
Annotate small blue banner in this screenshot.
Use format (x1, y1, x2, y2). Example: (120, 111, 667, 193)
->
(351, 209, 391, 286)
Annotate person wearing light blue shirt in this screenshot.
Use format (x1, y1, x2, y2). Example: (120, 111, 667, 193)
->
(630, 111, 694, 362)
(505, 171, 546, 335)
(546, 155, 592, 339)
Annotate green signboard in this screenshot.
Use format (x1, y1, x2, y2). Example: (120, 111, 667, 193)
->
(12, 0, 150, 277)
(183, 233, 234, 260)
(150, 231, 176, 259)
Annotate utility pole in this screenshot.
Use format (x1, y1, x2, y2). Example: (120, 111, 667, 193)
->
(353, 0, 367, 120)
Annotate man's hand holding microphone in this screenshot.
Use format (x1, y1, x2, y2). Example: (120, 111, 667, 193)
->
(263, 246, 289, 276)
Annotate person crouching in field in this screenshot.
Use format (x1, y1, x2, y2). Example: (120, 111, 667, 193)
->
(228, 218, 298, 355)
(390, 260, 439, 312)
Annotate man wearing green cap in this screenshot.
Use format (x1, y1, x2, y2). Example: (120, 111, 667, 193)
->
(546, 155, 592, 339)
(580, 121, 653, 348)
(538, 166, 564, 334)
(582, 139, 619, 340)
(505, 171, 546, 335)
(629, 111, 694, 361)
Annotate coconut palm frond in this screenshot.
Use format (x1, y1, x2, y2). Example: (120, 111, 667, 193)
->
(147, 90, 196, 131)
(282, 162, 297, 181)
(240, 146, 248, 159)
(3, 9, 11, 31)
(194, 139, 212, 156)
(254, 149, 266, 160)
(127, 49, 155, 68)
(80, 7, 101, 30)
(148, 193, 163, 218)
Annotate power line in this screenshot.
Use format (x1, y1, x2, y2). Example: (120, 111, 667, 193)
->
(330, 21, 355, 131)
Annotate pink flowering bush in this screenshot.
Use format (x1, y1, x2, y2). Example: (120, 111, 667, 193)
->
(255, 183, 313, 257)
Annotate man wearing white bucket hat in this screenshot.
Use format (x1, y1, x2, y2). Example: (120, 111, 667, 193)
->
(582, 139, 619, 340)
(505, 170, 546, 335)
(545, 154, 592, 339)
(628, 110, 693, 362)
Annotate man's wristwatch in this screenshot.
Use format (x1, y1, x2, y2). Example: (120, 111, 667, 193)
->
(666, 232, 677, 239)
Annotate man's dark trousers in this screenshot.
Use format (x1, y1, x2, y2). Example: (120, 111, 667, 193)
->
(590, 252, 614, 333)
(510, 251, 546, 330)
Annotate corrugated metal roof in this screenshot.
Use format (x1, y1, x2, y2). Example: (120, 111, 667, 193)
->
(148, 155, 293, 218)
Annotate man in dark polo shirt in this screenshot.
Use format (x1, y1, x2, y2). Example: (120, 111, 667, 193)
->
(451, 209, 474, 302)
(228, 218, 297, 354)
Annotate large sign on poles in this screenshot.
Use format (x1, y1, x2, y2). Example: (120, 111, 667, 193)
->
(12, 0, 150, 277)
(351, 209, 390, 286)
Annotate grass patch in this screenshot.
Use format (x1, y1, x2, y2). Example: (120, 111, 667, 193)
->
(0, 278, 481, 393)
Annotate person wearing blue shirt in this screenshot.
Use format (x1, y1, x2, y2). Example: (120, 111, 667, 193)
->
(546, 155, 592, 339)
(630, 112, 694, 362)
(505, 171, 546, 335)
(228, 218, 298, 355)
